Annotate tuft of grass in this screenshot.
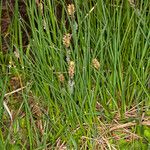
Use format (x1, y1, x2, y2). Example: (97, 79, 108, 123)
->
(0, 0, 150, 149)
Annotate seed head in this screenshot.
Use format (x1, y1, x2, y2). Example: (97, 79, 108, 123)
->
(128, 0, 136, 7)
(43, 18, 46, 29)
(58, 74, 65, 83)
(63, 33, 71, 48)
(8, 61, 13, 68)
(92, 58, 100, 70)
(14, 50, 20, 59)
(67, 4, 75, 16)
(68, 61, 75, 79)
(39, 2, 44, 15)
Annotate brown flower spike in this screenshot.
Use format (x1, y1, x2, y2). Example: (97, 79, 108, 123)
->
(58, 74, 65, 83)
(63, 33, 71, 48)
(92, 58, 100, 70)
(67, 4, 75, 16)
(68, 61, 75, 79)
(14, 50, 20, 59)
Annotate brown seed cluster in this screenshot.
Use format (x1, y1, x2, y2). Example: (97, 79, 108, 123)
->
(92, 58, 100, 70)
(68, 61, 75, 79)
(128, 0, 136, 7)
(14, 50, 20, 59)
(61, 3, 76, 90)
(39, 2, 44, 15)
(63, 33, 71, 48)
(58, 74, 65, 83)
(67, 4, 75, 16)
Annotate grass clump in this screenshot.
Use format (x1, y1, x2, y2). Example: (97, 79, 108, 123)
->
(0, 0, 150, 149)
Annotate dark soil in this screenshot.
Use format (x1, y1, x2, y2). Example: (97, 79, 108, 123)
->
(1, 0, 29, 53)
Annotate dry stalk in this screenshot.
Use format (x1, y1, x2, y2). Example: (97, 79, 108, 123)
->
(3, 85, 29, 122)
